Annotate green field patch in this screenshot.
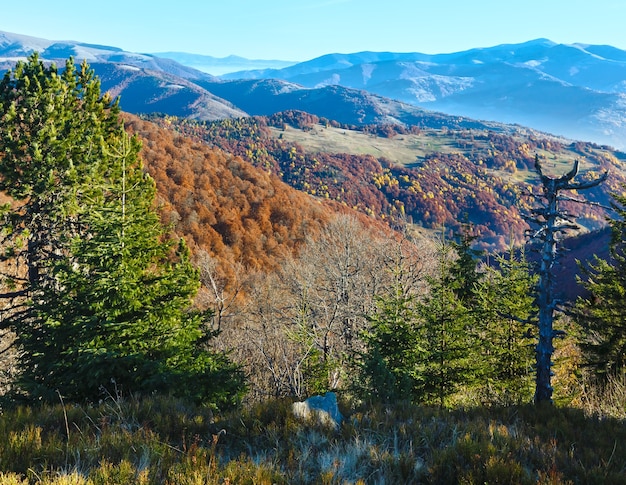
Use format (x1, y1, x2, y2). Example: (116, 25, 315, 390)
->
(268, 125, 467, 166)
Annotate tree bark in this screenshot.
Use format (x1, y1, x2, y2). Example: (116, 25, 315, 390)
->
(530, 156, 607, 403)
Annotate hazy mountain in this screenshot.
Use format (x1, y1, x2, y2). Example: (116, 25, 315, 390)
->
(220, 39, 626, 149)
(0, 30, 512, 132)
(195, 78, 518, 133)
(3, 31, 626, 150)
(0, 30, 211, 79)
(153, 52, 296, 76)
(92, 62, 247, 120)
(0, 30, 247, 120)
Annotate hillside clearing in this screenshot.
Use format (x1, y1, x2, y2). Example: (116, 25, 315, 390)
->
(268, 124, 464, 165)
(268, 124, 616, 179)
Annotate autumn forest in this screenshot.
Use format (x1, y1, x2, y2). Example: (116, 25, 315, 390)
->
(1, 56, 626, 484)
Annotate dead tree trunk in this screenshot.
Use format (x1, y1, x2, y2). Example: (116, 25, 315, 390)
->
(527, 155, 607, 404)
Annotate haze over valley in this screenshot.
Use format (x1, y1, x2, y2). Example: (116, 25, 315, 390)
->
(4, 31, 626, 149)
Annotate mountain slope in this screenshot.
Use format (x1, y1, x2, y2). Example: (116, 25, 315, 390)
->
(0, 31, 247, 121)
(195, 78, 520, 132)
(220, 39, 626, 149)
(148, 110, 626, 254)
(92, 62, 247, 120)
(123, 114, 341, 285)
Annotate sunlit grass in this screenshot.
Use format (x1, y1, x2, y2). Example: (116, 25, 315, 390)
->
(0, 390, 624, 484)
(268, 124, 475, 165)
(267, 123, 614, 177)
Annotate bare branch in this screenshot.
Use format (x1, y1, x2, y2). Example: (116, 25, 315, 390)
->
(562, 170, 609, 191)
(529, 154, 607, 404)
(557, 194, 614, 211)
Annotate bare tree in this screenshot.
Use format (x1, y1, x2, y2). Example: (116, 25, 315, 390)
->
(275, 215, 387, 392)
(234, 214, 437, 400)
(241, 269, 311, 399)
(192, 250, 245, 334)
(526, 155, 607, 403)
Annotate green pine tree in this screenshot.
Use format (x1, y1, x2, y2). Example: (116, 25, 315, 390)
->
(360, 281, 424, 403)
(475, 246, 537, 404)
(575, 191, 626, 376)
(0, 55, 245, 406)
(359, 234, 483, 406)
(0, 55, 121, 317)
(400, 238, 476, 406)
(447, 227, 483, 304)
(416, 238, 476, 406)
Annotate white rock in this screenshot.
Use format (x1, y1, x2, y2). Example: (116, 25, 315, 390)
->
(292, 392, 343, 429)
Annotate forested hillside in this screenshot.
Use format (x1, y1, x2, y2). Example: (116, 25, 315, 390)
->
(145, 111, 626, 251)
(124, 115, 337, 283)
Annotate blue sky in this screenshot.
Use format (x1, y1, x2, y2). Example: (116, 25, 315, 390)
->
(2, 0, 626, 61)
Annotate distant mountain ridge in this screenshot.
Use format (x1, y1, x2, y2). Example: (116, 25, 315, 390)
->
(0, 30, 249, 121)
(0, 31, 191, 74)
(2, 31, 626, 150)
(153, 52, 296, 76)
(219, 39, 626, 149)
(0, 31, 292, 76)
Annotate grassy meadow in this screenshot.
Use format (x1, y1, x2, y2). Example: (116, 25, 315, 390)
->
(267, 124, 617, 177)
(0, 379, 625, 484)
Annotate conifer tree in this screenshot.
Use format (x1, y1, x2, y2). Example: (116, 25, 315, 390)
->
(575, 190, 626, 376)
(0, 54, 121, 313)
(446, 228, 483, 304)
(359, 234, 484, 406)
(0, 55, 244, 406)
(360, 281, 423, 403)
(416, 237, 476, 406)
(476, 246, 537, 404)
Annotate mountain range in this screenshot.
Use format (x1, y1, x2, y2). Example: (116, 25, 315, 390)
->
(2, 31, 626, 150)
(219, 39, 626, 150)
(153, 52, 296, 76)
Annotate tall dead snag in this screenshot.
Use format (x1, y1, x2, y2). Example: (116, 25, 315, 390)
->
(526, 155, 607, 403)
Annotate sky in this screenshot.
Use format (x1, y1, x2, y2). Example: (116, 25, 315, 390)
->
(2, 0, 626, 61)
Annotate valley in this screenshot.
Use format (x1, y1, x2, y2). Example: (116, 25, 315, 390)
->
(1, 32, 626, 484)
(151, 110, 625, 254)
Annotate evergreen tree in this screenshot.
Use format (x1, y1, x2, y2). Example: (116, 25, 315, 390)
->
(475, 246, 537, 404)
(416, 238, 476, 406)
(359, 234, 485, 406)
(0, 53, 120, 199)
(0, 55, 244, 406)
(446, 228, 483, 304)
(575, 190, 626, 376)
(0, 54, 121, 329)
(360, 281, 423, 403)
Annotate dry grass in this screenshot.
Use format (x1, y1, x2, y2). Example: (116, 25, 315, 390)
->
(267, 124, 614, 177)
(0, 331, 17, 397)
(268, 125, 477, 166)
(0, 391, 624, 484)
(575, 372, 626, 419)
